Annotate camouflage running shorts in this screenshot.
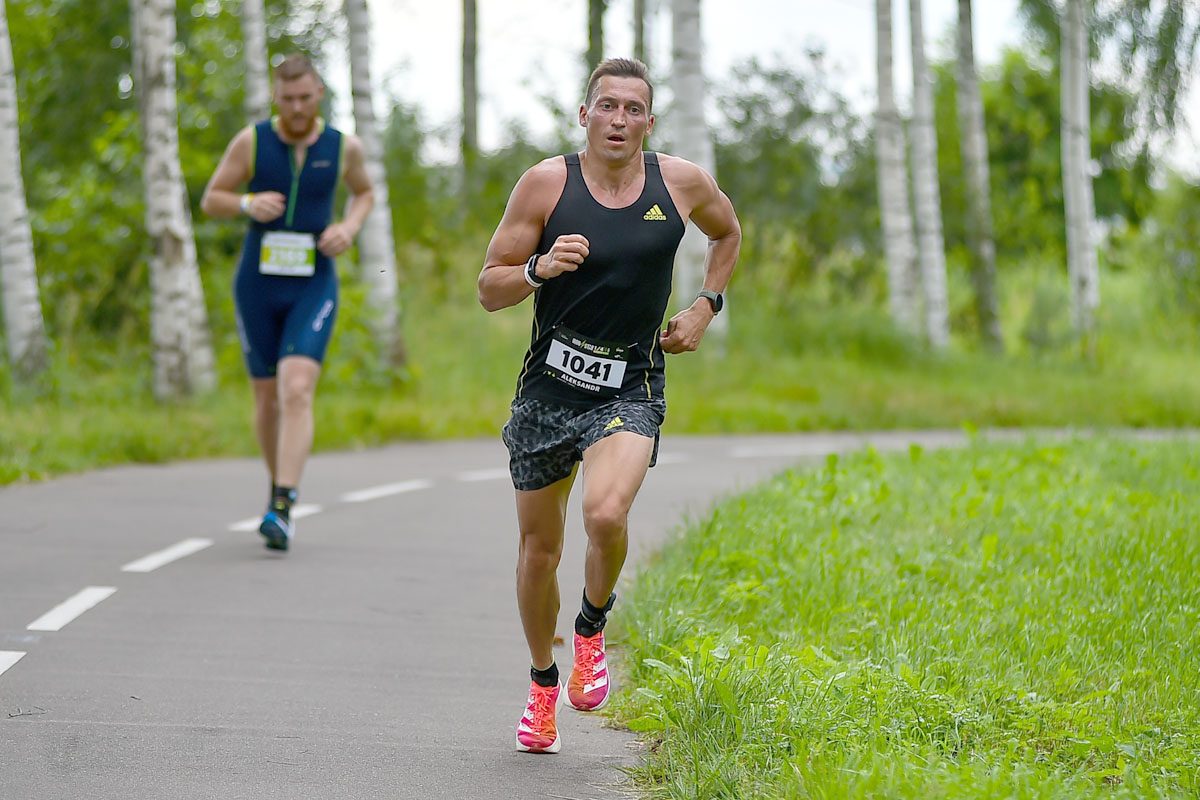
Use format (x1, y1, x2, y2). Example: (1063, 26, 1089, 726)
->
(501, 397, 667, 491)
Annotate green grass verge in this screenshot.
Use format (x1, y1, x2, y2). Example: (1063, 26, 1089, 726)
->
(610, 437, 1200, 798)
(0, 287, 530, 484)
(3, 266, 1200, 485)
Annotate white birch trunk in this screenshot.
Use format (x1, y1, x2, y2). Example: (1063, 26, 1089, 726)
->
(587, 0, 607, 72)
(240, 0, 270, 123)
(956, 0, 1003, 350)
(875, 0, 919, 336)
(461, 0, 478, 199)
(133, 0, 215, 399)
(908, 0, 950, 348)
(634, 0, 647, 65)
(1061, 0, 1099, 347)
(670, 0, 725, 336)
(346, 0, 405, 365)
(0, 0, 47, 378)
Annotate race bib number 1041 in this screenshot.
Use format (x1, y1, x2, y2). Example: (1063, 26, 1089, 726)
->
(544, 327, 629, 397)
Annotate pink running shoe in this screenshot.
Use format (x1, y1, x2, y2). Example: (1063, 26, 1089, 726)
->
(566, 631, 610, 711)
(515, 681, 562, 753)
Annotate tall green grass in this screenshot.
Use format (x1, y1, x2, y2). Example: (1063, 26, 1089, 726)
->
(0, 281, 529, 483)
(612, 437, 1200, 798)
(2, 264, 1199, 485)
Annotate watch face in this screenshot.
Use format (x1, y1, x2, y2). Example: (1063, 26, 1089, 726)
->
(701, 291, 723, 312)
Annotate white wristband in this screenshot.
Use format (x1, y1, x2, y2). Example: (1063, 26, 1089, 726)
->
(523, 254, 545, 288)
(239, 193, 254, 215)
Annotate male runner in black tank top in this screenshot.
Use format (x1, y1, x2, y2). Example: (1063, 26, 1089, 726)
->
(478, 57, 741, 755)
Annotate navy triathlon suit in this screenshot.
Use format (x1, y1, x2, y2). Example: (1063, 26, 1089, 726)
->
(234, 118, 343, 378)
(502, 151, 687, 490)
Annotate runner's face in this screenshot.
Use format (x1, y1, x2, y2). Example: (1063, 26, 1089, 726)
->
(580, 76, 654, 162)
(273, 74, 323, 139)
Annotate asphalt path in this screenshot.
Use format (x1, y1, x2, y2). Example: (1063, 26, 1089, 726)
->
(0, 431, 978, 799)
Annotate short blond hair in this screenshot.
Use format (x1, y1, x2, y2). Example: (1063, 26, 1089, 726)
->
(274, 53, 321, 84)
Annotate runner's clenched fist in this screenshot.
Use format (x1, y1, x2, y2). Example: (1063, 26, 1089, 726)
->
(532, 234, 590, 281)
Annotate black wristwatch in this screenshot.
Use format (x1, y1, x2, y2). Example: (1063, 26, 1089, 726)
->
(697, 290, 724, 314)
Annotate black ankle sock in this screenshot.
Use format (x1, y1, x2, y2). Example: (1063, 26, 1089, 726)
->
(272, 485, 297, 516)
(575, 591, 616, 637)
(530, 663, 559, 688)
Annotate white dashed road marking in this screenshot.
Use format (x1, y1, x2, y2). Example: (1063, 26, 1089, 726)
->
(456, 468, 510, 482)
(0, 651, 26, 677)
(221, 452, 741, 534)
(27, 586, 117, 632)
(228, 503, 323, 532)
(731, 445, 819, 459)
(340, 480, 433, 503)
(121, 538, 214, 573)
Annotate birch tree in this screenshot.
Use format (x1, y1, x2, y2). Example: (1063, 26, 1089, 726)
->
(1061, 0, 1099, 348)
(670, 0, 724, 335)
(1019, 0, 1199, 155)
(132, 0, 215, 399)
(346, 0, 405, 366)
(956, 0, 1002, 350)
(875, 0, 918, 336)
(241, 0, 270, 122)
(634, 0, 647, 65)
(0, 0, 47, 379)
(587, 0, 608, 72)
(908, 0, 950, 348)
(461, 0, 478, 195)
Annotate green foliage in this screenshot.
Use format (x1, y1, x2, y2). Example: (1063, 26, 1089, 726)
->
(1117, 172, 1200, 321)
(664, 273, 1200, 434)
(1018, 0, 1200, 151)
(7, 0, 336, 343)
(1115, 1, 1200, 137)
(713, 48, 1156, 337)
(7, 255, 1200, 484)
(472, 125, 565, 230)
(379, 98, 572, 301)
(712, 55, 877, 307)
(1, 0, 1197, 486)
(7, 0, 133, 173)
(5, 1, 1186, 366)
(935, 48, 1152, 268)
(380, 99, 439, 250)
(1015, 267, 1074, 353)
(612, 438, 1200, 798)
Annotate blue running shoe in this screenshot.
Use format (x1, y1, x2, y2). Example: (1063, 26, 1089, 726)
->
(259, 509, 293, 551)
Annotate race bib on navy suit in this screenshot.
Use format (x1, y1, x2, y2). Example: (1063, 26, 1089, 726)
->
(259, 231, 316, 276)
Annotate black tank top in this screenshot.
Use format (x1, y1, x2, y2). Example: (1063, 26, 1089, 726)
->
(515, 152, 686, 407)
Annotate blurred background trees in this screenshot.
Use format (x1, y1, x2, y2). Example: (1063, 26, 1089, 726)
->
(0, 0, 1197, 398)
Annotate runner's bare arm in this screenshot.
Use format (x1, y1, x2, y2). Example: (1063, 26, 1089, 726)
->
(659, 157, 741, 353)
(317, 135, 375, 257)
(684, 165, 740, 298)
(200, 127, 286, 222)
(478, 159, 588, 312)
